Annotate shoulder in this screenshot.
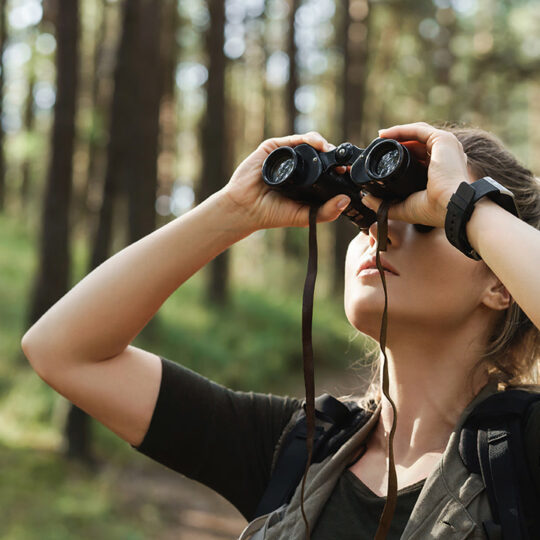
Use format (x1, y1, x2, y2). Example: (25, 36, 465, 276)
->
(270, 393, 376, 473)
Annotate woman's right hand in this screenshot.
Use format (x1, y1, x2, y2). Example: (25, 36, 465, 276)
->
(220, 131, 351, 232)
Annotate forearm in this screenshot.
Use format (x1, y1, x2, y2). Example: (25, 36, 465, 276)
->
(22, 189, 254, 366)
(467, 199, 540, 330)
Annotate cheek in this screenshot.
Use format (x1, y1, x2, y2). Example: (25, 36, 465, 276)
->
(343, 235, 487, 331)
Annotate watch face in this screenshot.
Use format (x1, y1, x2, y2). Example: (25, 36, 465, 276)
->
(482, 176, 514, 198)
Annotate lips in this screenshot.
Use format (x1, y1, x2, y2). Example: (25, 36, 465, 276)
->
(356, 254, 400, 276)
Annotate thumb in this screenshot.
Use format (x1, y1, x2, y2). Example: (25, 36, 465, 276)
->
(316, 195, 351, 223)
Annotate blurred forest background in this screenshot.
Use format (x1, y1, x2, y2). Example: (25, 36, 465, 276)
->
(1, 0, 539, 538)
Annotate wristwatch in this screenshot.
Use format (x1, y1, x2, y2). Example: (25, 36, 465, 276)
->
(444, 176, 519, 260)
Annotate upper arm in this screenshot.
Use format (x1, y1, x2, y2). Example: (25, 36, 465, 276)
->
(27, 344, 162, 447)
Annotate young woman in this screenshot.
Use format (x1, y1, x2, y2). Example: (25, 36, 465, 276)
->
(22, 122, 540, 538)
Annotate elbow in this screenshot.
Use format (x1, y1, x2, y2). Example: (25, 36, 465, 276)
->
(21, 330, 50, 380)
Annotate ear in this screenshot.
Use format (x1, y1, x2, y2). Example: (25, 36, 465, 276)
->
(481, 277, 512, 311)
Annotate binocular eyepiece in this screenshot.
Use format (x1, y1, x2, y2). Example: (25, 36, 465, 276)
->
(262, 137, 430, 231)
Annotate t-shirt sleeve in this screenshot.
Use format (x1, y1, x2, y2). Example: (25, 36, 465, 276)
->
(130, 355, 302, 520)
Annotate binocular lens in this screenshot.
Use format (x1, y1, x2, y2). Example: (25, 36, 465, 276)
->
(264, 147, 297, 185)
(374, 149, 400, 177)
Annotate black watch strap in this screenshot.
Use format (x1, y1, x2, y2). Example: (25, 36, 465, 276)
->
(444, 177, 519, 260)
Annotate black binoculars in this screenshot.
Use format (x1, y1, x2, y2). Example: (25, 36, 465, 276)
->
(262, 137, 429, 231)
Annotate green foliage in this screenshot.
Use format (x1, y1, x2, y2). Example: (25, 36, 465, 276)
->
(0, 210, 369, 538)
(142, 279, 367, 393)
(0, 440, 167, 540)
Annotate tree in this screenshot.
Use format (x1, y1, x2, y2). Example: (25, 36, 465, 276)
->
(28, 0, 79, 326)
(68, 0, 140, 465)
(82, 0, 113, 225)
(198, 0, 229, 305)
(157, 0, 180, 208)
(0, 0, 7, 211)
(88, 0, 140, 274)
(126, 0, 162, 246)
(26, 0, 82, 459)
(332, 0, 371, 295)
(282, 0, 302, 258)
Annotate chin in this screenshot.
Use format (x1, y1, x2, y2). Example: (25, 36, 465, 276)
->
(345, 299, 387, 340)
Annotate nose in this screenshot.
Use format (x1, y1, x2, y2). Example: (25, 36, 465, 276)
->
(367, 219, 402, 249)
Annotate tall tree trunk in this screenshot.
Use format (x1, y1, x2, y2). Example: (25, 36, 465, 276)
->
(83, 0, 111, 222)
(286, 0, 299, 137)
(332, 0, 371, 295)
(88, 0, 139, 274)
(156, 0, 179, 228)
(262, 0, 272, 141)
(20, 69, 36, 214)
(126, 0, 162, 245)
(0, 0, 7, 211)
(199, 0, 229, 305)
(283, 0, 302, 257)
(25, 0, 83, 460)
(28, 0, 79, 325)
(69, 0, 139, 466)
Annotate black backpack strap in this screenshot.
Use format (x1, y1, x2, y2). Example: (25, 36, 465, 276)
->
(253, 394, 371, 518)
(459, 389, 540, 540)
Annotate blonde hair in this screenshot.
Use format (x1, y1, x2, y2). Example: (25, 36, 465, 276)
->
(356, 125, 540, 406)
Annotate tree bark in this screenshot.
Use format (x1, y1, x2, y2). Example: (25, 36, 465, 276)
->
(332, 0, 371, 295)
(0, 0, 7, 211)
(25, 0, 84, 461)
(83, 0, 112, 222)
(199, 0, 229, 305)
(157, 0, 180, 218)
(283, 0, 302, 257)
(88, 0, 139, 274)
(126, 0, 162, 246)
(28, 0, 79, 326)
(20, 69, 36, 214)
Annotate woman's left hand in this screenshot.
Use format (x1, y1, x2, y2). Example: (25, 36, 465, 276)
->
(362, 122, 470, 228)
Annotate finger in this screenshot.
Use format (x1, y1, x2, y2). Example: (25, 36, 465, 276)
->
(294, 195, 351, 226)
(362, 192, 433, 226)
(378, 122, 437, 145)
(401, 140, 429, 163)
(266, 131, 334, 153)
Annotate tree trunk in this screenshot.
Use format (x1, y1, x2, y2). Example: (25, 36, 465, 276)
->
(332, 0, 371, 295)
(28, 0, 79, 326)
(0, 0, 7, 211)
(88, 0, 139, 274)
(25, 0, 84, 461)
(20, 69, 36, 214)
(69, 0, 138, 465)
(157, 0, 179, 216)
(283, 0, 301, 257)
(126, 0, 162, 246)
(199, 0, 229, 305)
(83, 0, 111, 223)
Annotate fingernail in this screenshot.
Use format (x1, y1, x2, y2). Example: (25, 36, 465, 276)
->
(326, 143, 336, 151)
(362, 195, 373, 208)
(337, 196, 350, 210)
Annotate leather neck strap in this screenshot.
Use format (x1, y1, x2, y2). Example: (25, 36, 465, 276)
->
(300, 202, 398, 539)
(373, 199, 398, 538)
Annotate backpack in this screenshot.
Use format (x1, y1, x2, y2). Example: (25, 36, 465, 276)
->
(255, 390, 540, 539)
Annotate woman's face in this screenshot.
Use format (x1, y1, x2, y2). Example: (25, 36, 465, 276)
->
(344, 221, 496, 340)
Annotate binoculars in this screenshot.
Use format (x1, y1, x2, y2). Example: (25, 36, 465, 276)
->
(262, 137, 429, 231)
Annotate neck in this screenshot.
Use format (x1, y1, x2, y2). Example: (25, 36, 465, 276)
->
(370, 319, 491, 463)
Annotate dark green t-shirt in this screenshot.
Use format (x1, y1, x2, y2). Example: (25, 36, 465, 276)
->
(312, 471, 424, 539)
(132, 356, 540, 534)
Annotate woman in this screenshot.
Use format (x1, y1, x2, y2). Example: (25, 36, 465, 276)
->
(21, 122, 540, 538)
